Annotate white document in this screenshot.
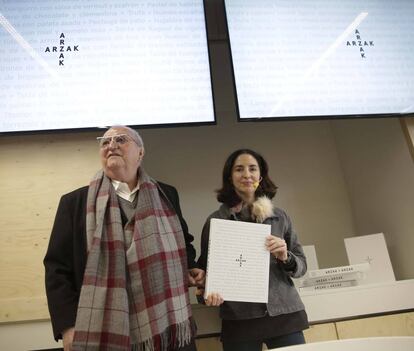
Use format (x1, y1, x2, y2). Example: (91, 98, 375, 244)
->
(204, 218, 270, 303)
(344, 233, 395, 285)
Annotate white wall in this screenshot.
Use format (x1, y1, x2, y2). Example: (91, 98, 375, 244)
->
(331, 118, 414, 280)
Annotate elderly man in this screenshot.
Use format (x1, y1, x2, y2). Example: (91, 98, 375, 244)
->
(44, 126, 204, 351)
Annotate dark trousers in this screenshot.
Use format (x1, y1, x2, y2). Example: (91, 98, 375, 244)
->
(222, 331, 305, 351)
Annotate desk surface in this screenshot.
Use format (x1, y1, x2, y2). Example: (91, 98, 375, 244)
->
(300, 279, 414, 323)
(270, 336, 414, 351)
(191, 279, 414, 335)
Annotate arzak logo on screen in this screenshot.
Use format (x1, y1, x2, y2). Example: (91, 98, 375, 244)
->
(346, 29, 374, 59)
(44, 33, 79, 66)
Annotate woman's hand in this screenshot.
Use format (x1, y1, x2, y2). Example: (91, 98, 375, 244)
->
(205, 292, 224, 306)
(266, 235, 288, 262)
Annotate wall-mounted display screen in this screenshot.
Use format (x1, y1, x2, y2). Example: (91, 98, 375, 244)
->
(224, 0, 414, 120)
(0, 0, 215, 134)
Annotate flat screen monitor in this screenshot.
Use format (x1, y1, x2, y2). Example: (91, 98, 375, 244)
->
(0, 0, 215, 134)
(224, 0, 414, 120)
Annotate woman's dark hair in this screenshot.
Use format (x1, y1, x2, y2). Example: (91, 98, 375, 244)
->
(216, 149, 278, 207)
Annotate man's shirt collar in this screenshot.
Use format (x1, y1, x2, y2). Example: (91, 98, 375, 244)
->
(111, 180, 139, 202)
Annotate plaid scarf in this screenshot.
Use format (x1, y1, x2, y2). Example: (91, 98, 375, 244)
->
(72, 169, 194, 351)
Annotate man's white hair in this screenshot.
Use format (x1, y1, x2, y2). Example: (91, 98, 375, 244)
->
(107, 125, 144, 147)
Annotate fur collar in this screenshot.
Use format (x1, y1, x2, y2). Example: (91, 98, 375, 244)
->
(226, 196, 275, 223)
(251, 196, 274, 223)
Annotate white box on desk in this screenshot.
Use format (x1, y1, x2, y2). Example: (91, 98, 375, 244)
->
(344, 233, 395, 285)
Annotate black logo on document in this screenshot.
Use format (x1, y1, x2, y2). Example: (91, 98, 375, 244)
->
(44, 33, 79, 66)
(346, 29, 374, 59)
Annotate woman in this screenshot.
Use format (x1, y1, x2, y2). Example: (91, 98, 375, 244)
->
(197, 149, 309, 351)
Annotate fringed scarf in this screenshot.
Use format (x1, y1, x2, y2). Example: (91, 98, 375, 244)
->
(72, 169, 194, 351)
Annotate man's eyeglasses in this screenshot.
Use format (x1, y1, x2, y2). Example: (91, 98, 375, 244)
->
(96, 134, 132, 149)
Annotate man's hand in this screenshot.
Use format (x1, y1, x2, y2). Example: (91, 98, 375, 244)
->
(62, 327, 75, 351)
(188, 268, 205, 287)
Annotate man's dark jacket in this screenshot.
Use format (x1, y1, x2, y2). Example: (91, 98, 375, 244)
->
(43, 182, 196, 341)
